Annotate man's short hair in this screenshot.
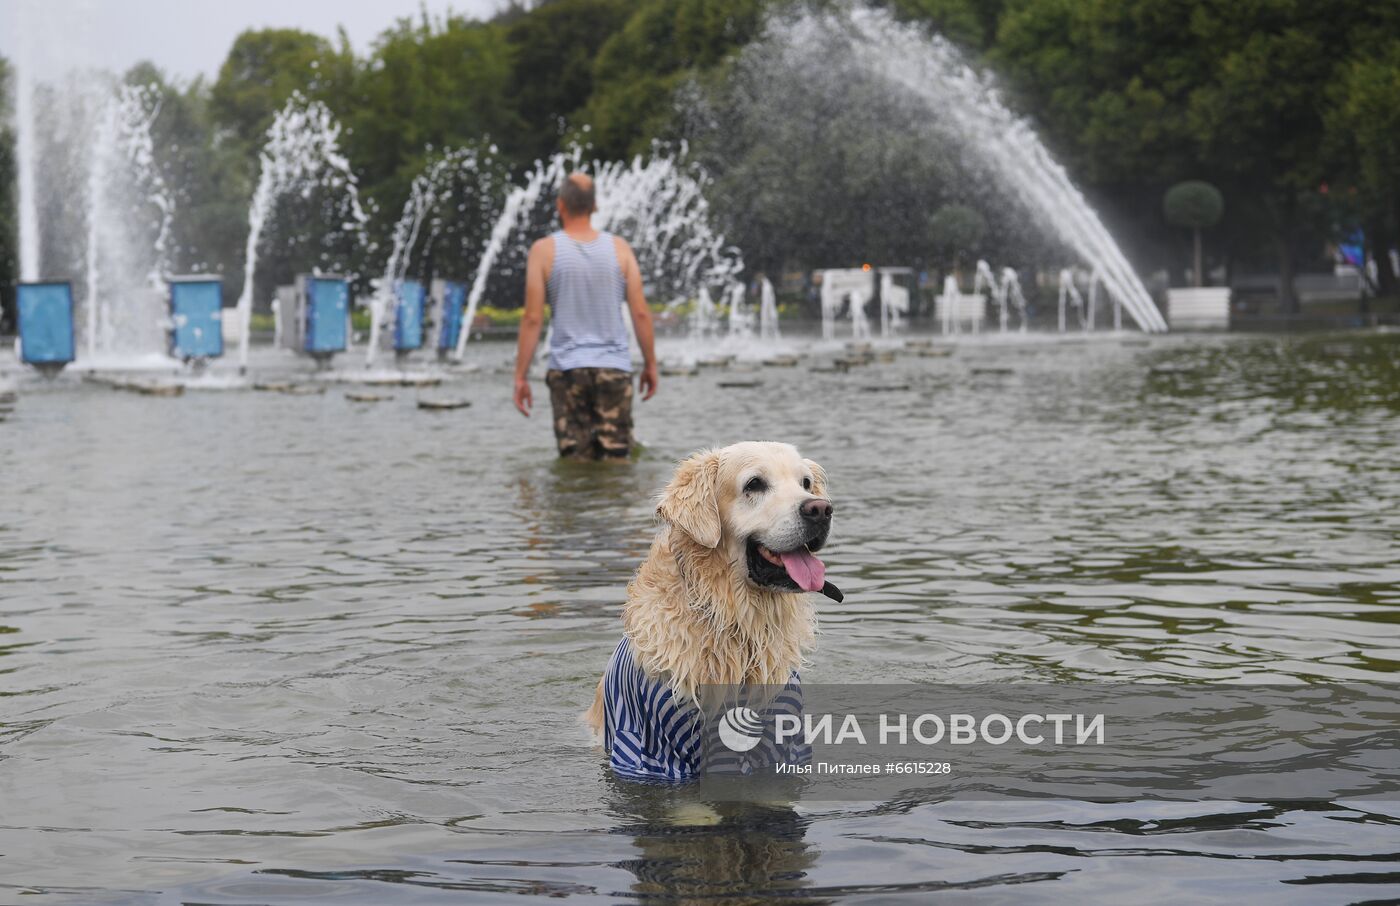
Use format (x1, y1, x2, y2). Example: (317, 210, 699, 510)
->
(559, 175, 596, 216)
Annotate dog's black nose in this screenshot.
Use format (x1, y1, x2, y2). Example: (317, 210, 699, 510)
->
(800, 499, 833, 522)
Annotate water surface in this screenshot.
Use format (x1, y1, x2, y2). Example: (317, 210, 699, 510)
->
(2, 332, 1399, 903)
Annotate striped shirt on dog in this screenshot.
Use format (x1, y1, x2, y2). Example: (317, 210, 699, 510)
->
(600, 636, 811, 782)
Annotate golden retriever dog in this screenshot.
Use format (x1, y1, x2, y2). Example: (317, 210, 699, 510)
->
(585, 441, 839, 780)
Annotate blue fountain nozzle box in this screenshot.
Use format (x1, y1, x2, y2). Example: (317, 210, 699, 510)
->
(168, 276, 224, 360)
(17, 282, 76, 368)
(394, 279, 425, 352)
(433, 279, 467, 352)
(302, 275, 350, 356)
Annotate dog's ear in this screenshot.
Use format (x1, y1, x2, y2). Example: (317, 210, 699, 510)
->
(803, 458, 830, 498)
(657, 450, 722, 548)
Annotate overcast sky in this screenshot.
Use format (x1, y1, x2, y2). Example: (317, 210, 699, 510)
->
(1, 0, 507, 83)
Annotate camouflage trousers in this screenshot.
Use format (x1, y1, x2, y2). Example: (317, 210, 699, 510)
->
(545, 367, 634, 460)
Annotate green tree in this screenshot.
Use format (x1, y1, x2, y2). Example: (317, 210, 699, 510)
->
(993, 0, 1225, 289)
(994, 0, 1206, 184)
(504, 0, 634, 163)
(890, 0, 1006, 51)
(1327, 39, 1400, 297)
(210, 29, 353, 151)
(1183, 1, 1369, 310)
(995, 0, 1384, 311)
(206, 32, 365, 303)
(1163, 180, 1224, 287)
(128, 64, 251, 284)
(927, 203, 987, 269)
(346, 12, 520, 201)
(585, 0, 766, 159)
(207, 28, 358, 300)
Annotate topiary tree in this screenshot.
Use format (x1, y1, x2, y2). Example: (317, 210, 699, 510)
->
(1163, 180, 1225, 287)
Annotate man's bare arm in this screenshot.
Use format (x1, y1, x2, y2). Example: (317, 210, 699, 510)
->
(513, 238, 551, 416)
(616, 237, 659, 401)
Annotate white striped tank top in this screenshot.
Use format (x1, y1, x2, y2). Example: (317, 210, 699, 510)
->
(600, 636, 811, 782)
(546, 230, 631, 372)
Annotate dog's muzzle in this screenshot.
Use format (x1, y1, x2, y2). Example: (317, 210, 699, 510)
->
(746, 499, 842, 602)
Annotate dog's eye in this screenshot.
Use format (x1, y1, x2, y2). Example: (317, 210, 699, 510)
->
(802, 476, 812, 491)
(744, 477, 768, 494)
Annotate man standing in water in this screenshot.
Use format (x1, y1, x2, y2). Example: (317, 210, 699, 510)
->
(512, 172, 659, 460)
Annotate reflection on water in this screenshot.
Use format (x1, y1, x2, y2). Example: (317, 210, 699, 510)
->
(603, 779, 819, 904)
(0, 333, 1398, 903)
(510, 456, 663, 613)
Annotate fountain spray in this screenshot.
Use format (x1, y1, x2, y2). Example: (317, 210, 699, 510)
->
(234, 95, 370, 372)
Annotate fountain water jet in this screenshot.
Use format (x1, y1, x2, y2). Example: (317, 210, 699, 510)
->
(368, 184, 434, 367)
(11, 61, 178, 366)
(1058, 268, 1088, 332)
(83, 101, 112, 357)
(14, 46, 40, 281)
(818, 268, 875, 342)
(758, 276, 781, 341)
(83, 83, 174, 360)
(878, 271, 911, 338)
(726, 281, 752, 338)
(691, 286, 721, 341)
(234, 95, 370, 371)
(938, 274, 974, 335)
(773, 7, 1167, 333)
(367, 145, 501, 367)
(1086, 269, 1123, 331)
(593, 150, 743, 300)
(850, 289, 872, 340)
(973, 260, 1029, 334)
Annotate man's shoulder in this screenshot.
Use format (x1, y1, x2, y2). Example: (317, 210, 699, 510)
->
(611, 234, 636, 265)
(529, 235, 558, 269)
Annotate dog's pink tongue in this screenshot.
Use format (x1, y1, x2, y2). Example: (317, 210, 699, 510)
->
(780, 549, 826, 592)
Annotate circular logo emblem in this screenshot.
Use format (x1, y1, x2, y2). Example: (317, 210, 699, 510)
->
(718, 706, 765, 752)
